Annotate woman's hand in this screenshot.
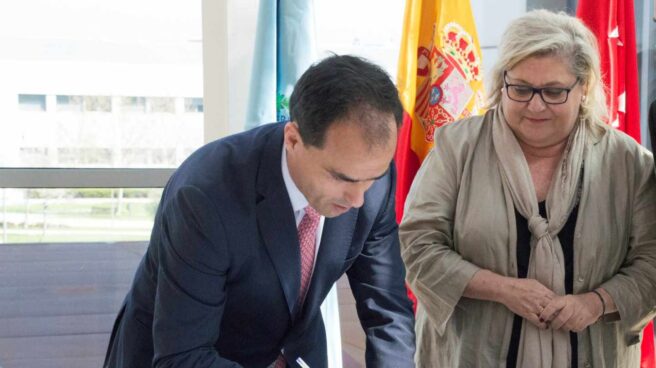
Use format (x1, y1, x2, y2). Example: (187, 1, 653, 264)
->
(539, 293, 602, 332)
(497, 277, 556, 329)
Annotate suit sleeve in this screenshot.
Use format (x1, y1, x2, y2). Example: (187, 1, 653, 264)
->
(152, 185, 242, 368)
(346, 164, 416, 368)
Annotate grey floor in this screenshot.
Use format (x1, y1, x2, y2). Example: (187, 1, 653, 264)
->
(0, 242, 147, 368)
(2, 242, 655, 368)
(0, 242, 367, 368)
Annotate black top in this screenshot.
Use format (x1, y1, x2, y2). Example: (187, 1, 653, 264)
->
(506, 201, 579, 368)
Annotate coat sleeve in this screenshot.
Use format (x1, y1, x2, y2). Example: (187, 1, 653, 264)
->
(399, 127, 481, 336)
(599, 148, 656, 331)
(152, 185, 243, 368)
(345, 164, 416, 368)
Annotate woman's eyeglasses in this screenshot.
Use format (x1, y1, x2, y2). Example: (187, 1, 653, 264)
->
(503, 71, 579, 105)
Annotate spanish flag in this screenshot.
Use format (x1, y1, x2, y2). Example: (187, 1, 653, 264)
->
(395, 0, 485, 224)
(395, 0, 484, 309)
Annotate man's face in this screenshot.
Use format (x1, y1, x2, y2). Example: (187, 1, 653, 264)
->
(284, 116, 397, 218)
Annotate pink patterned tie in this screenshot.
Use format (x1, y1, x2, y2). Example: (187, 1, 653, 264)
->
(297, 206, 320, 305)
(274, 206, 320, 368)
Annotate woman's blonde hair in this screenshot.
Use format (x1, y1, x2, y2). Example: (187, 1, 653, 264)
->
(487, 9, 608, 134)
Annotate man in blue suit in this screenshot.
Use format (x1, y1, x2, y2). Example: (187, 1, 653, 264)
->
(104, 55, 415, 368)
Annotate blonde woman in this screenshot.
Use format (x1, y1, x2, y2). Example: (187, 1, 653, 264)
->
(400, 10, 656, 367)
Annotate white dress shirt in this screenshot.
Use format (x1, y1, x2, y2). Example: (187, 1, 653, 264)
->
(281, 146, 325, 274)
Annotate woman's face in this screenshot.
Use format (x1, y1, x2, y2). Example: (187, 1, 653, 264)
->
(501, 55, 585, 149)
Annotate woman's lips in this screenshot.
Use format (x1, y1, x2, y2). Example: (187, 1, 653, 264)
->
(525, 117, 550, 123)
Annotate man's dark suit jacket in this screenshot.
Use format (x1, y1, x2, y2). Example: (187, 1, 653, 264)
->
(104, 123, 415, 368)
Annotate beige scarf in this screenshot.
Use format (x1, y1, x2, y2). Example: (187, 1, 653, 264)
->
(492, 107, 586, 368)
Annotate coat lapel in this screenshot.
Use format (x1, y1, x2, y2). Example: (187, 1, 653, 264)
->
(255, 124, 300, 315)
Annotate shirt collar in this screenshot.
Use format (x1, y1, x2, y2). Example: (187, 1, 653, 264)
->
(281, 145, 309, 214)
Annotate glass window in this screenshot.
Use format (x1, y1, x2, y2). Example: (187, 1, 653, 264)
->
(184, 97, 203, 113)
(148, 97, 175, 113)
(83, 96, 112, 112)
(18, 147, 50, 166)
(120, 96, 146, 113)
(0, 188, 161, 243)
(57, 95, 84, 112)
(18, 94, 46, 112)
(0, 1, 202, 365)
(0, 0, 204, 168)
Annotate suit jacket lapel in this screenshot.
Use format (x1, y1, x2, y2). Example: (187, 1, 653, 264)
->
(255, 124, 300, 315)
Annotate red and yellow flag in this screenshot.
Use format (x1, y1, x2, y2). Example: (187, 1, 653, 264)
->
(395, 0, 484, 309)
(577, 0, 641, 143)
(395, 0, 485, 224)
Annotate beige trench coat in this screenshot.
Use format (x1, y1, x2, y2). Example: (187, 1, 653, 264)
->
(400, 109, 656, 367)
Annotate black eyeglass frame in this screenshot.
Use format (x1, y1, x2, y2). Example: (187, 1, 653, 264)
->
(503, 71, 580, 105)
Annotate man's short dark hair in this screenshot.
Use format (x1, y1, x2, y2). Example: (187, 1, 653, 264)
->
(289, 55, 403, 148)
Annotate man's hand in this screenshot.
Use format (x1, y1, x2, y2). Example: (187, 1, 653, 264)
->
(539, 293, 602, 332)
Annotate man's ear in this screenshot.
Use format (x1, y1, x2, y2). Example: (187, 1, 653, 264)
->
(284, 122, 302, 151)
